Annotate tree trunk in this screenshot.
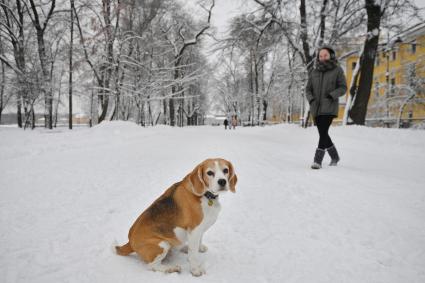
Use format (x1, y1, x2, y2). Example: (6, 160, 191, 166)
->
(29, 0, 56, 129)
(249, 49, 255, 125)
(17, 100, 22, 127)
(348, 0, 381, 125)
(69, 0, 75, 129)
(2, 0, 27, 128)
(169, 93, 175, 126)
(54, 77, 62, 128)
(89, 89, 94, 127)
(98, 74, 109, 123)
(38, 33, 53, 129)
(318, 0, 329, 47)
(98, 0, 117, 123)
(163, 98, 168, 125)
(299, 0, 315, 127)
(254, 55, 261, 125)
(31, 105, 35, 129)
(0, 51, 4, 124)
(299, 0, 314, 69)
(263, 100, 268, 121)
(186, 100, 192, 126)
(169, 67, 179, 126)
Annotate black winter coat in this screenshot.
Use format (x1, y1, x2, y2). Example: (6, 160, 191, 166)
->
(305, 64, 347, 119)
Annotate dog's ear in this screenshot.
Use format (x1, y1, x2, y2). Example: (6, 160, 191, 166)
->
(189, 163, 207, 196)
(227, 161, 238, 193)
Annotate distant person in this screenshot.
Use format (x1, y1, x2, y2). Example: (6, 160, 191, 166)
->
(224, 118, 229, 130)
(306, 46, 347, 169)
(231, 116, 237, 129)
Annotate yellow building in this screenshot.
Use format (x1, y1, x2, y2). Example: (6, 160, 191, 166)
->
(341, 23, 425, 127)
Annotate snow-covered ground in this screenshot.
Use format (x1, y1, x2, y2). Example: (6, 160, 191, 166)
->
(1, 122, 425, 283)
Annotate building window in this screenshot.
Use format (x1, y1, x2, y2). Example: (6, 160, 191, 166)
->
(352, 62, 357, 70)
(390, 78, 396, 96)
(411, 42, 416, 54)
(374, 81, 380, 98)
(407, 63, 416, 79)
(392, 51, 396, 61)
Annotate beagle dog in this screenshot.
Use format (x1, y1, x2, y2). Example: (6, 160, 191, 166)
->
(115, 158, 237, 276)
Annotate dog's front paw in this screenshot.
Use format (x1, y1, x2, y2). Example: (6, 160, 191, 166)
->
(199, 244, 208, 253)
(181, 244, 207, 253)
(166, 265, 182, 273)
(190, 265, 206, 277)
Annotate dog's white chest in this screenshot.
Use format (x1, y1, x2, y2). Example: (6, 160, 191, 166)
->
(173, 197, 221, 246)
(199, 197, 221, 231)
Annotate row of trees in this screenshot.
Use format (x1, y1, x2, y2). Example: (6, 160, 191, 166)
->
(0, 0, 214, 129)
(211, 0, 421, 126)
(1, 0, 422, 129)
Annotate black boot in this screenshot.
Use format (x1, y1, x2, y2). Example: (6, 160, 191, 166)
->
(327, 145, 340, 166)
(311, 148, 325, 169)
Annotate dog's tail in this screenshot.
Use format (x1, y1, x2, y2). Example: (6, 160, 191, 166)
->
(115, 242, 134, 256)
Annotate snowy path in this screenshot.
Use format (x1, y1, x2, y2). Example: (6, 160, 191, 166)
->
(1, 122, 425, 283)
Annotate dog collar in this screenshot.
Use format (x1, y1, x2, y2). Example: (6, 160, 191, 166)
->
(204, 191, 218, 206)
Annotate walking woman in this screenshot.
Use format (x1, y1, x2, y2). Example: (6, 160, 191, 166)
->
(306, 46, 347, 169)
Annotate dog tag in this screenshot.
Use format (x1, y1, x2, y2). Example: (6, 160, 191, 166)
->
(208, 199, 213, 206)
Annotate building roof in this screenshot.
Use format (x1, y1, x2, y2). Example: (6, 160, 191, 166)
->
(396, 22, 425, 42)
(343, 23, 425, 57)
(379, 22, 425, 50)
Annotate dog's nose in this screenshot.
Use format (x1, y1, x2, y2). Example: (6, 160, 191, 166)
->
(218, 179, 227, 187)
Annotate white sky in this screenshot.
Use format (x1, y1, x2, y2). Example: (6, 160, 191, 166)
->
(181, 0, 248, 35)
(415, 0, 425, 8)
(209, 0, 249, 34)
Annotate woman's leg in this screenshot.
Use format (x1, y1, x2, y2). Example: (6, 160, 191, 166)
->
(316, 115, 341, 166)
(316, 115, 334, 149)
(312, 116, 326, 169)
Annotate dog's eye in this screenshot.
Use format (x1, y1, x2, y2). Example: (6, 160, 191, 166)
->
(223, 168, 229, 174)
(207, 171, 214, 177)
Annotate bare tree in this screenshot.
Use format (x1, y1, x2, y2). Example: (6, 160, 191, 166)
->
(0, 34, 12, 123)
(161, 0, 214, 126)
(0, 0, 227, 129)
(252, 0, 367, 127)
(0, 0, 28, 127)
(346, 0, 420, 125)
(27, 0, 56, 129)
